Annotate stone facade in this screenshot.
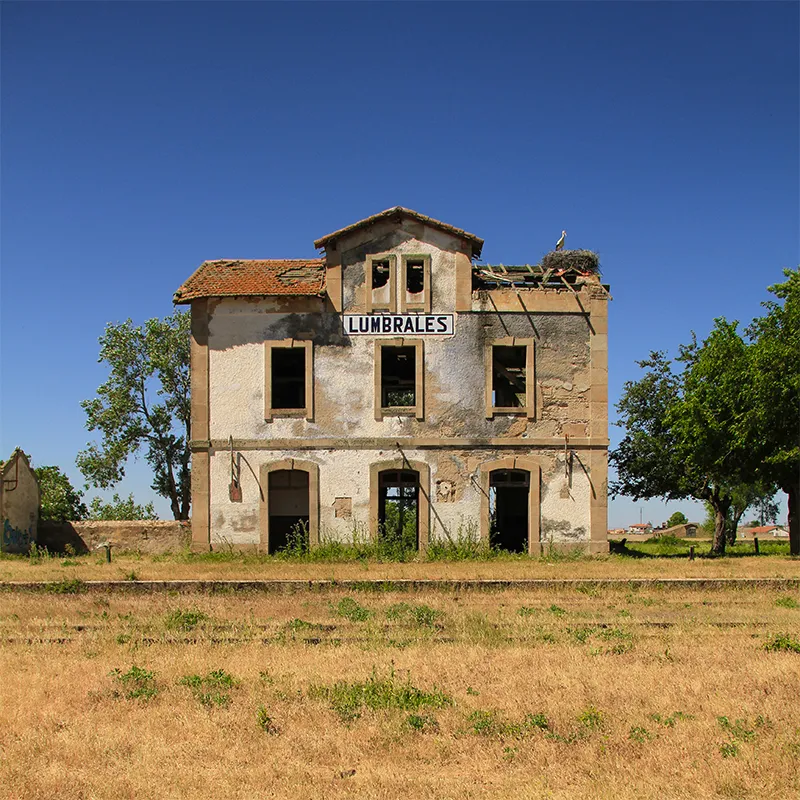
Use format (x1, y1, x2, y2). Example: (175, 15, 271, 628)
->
(176, 208, 610, 554)
(1, 449, 40, 553)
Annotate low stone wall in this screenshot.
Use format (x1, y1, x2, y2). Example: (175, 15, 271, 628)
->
(38, 520, 190, 555)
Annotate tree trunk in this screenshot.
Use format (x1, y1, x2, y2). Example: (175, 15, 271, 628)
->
(711, 505, 728, 555)
(788, 484, 799, 557)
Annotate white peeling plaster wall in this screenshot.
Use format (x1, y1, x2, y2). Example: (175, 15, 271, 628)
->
(209, 448, 592, 547)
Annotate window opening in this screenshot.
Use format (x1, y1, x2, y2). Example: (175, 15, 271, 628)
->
(492, 346, 526, 408)
(378, 470, 419, 551)
(489, 469, 529, 553)
(372, 259, 390, 289)
(406, 260, 425, 295)
(381, 346, 416, 407)
(268, 469, 309, 554)
(271, 348, 306, 409)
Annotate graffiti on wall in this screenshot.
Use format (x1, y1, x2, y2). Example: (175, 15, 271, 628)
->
(2, 518, 32, 553)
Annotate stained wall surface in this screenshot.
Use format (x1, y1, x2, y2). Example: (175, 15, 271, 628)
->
(188, 216, 609, 553)
(0, 451, 40, 553)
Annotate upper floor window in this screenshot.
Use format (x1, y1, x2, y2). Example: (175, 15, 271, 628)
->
(264, 339, 314, 421)
(485, 338, 535, 419)
(374, 338, 424, 420)
(366, 254, 397, 313)
(400, 254, 431, 313)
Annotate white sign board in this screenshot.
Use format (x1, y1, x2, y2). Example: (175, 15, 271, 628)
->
(343, 314, 454, 336)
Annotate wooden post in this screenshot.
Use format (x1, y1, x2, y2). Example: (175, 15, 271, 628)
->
(689, 545, 695, 561)
(754, 536, 760, 555)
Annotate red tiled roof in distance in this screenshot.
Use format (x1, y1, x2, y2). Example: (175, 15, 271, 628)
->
(313, 206, 484, 258)
(173, 259, 326, 304)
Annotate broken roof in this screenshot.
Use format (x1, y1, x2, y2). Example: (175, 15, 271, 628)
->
(313, 206, 484, 257)
(173, 259, 326, 304)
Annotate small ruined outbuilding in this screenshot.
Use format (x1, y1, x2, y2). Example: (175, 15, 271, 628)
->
(1, 448, 40, 553)
(174, 207, 610, 554)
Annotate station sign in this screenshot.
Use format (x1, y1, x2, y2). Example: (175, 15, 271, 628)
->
(343, 314, 454, 336)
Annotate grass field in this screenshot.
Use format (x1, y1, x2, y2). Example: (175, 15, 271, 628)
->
(0, 538, 797, 583)
(2, 583, 799, 799)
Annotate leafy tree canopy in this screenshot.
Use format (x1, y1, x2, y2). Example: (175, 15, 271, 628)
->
(665, 512, 688, 528)
(35, 466, 88, 522)
(87, 493, 158, 521)
(77, 312, 191, 520)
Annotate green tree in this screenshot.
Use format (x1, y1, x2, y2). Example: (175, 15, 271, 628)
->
(87, 493, 158, 521)
(665, 511, 688, 528)
(77, 312, 191, 520)
(746, 269, 800, 555)
(34, 466, 88, 522)
(611, 320, 755, 556)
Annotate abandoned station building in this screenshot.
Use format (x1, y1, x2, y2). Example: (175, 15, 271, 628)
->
(174, 208, 610, 554)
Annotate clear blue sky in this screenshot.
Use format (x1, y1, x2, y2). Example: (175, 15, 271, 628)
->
(2, 2, 797, 526)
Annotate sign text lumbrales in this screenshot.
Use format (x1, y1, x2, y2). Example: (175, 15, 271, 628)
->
(343, 314, 454, 336)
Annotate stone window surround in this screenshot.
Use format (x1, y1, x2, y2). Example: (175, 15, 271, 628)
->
(484, 337, 536, 420)
(373, 338, 425, 421)
(365, 253, 398, 313)
(398, 253, 432, 314)
(478, 456, 541, 554)
(264, 339, 314, 422)
(369, 457, 431, 552)
(258, 459, 320, 552)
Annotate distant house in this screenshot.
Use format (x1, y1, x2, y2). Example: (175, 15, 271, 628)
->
(0, 449, 40, 553)
(739, 525, 789, 540)
(627, 523, 653, 535)
(660, 523, 699, 538)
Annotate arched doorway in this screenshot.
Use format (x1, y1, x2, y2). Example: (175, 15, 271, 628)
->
(489, 469, 529, 553)
(378, 469, 419, 550)
(267, 469, 309, 554)
(369, 458, 430, 551)
(259, 459, 319, 554)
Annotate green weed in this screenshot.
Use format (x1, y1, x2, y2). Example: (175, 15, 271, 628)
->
(179, 669, 237, 707)
(44, 578, 84, 594)
(763, 633, 800, 653)
(333, 597, 374, 622)
(629, 726, 652, 743)
(386, 602, 441, 627)
(256, 705, 280, 734)
(110, 665, 158, 701)
(405, 713, 439, 733)
(165, 609, 208, 631)
(775, 596, 799, 609)
(466, 709, 549, 739)
(577, 706, 605, 731)
(308, 668, 452, 723)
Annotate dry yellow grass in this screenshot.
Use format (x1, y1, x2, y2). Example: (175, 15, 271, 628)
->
(1, 550, 799, 583)
(1, 586, 799, 799)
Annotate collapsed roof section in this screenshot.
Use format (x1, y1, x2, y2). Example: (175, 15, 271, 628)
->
(173, 259, 326, 304)
(473, 250, 602, 291)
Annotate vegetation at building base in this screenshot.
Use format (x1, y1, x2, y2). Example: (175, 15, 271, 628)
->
(77, 311, 190, 520)
(611, 268, 799, 556)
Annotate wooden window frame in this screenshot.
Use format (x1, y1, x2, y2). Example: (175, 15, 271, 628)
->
(399, 254, 432, 313)
(374, 338, 424, 421)
(264, 339, 314, 421)
(365, 254, 397, 313)
(485, 337, 535, 419)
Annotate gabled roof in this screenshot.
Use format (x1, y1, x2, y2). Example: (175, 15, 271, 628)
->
(173, 259, 326, 304)
(313, 206, 484, 257)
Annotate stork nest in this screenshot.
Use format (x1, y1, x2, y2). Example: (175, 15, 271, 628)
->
(541, 250, 600, 274)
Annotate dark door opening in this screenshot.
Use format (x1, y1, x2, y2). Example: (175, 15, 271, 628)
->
(378, 470, 419, 550)
(268, 469, 309, 554)
(489, 469, 529, 553)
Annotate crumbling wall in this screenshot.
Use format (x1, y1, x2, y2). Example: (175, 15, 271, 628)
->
(0, 451, 39, 553)
(38, 520, 191, 554)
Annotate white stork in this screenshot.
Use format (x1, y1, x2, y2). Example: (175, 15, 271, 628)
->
(555, 230, 566, 251)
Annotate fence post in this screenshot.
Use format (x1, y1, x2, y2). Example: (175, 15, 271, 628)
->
(689, 545, 695, 561)
(753, 536, 760, 555)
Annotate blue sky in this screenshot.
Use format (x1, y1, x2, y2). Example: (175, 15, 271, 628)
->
(1, 1, 797, 526)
